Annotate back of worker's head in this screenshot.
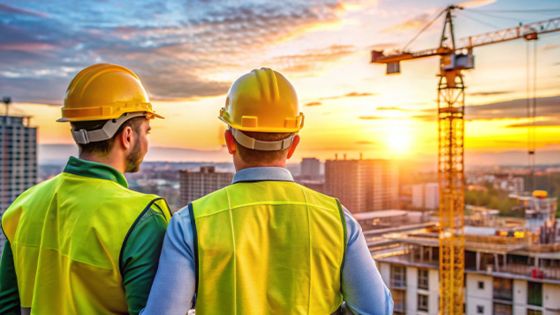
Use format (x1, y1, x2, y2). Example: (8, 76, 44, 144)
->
(58, 63, 163, 172)
(220, 68, 304, 167)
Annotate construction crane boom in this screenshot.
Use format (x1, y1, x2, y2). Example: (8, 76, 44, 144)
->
(372, 15, 560, 73)
(458, 17, 560, 49)
(370, 6, 560, 315)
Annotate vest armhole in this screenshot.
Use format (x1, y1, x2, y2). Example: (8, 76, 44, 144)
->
(335, 199, 347, 284)
(118, 197, 165, 277)
(151, 199, 173, 220)
(188, 203, 199, 308)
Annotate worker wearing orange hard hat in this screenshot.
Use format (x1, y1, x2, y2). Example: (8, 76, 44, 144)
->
(0, 63, 171, 314)
(143, 68, 393, 314)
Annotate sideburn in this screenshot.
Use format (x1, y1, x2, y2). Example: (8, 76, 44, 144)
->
(125, 137, 143, 173)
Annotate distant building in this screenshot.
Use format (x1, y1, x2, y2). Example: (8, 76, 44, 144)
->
(324, 158, 398, 212)
(179, 166, 233, 206)
(0, 115, 37, 251)
(412, 183, 439, 210)
(300, 157, 321, 180)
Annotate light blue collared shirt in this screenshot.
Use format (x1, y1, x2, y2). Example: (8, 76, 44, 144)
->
(142, 167, 393, 315)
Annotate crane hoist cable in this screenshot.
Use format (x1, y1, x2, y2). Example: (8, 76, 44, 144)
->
(402, 8, 447, 51)
(457, 10, 502, 30)
(526, 38, 538, 191)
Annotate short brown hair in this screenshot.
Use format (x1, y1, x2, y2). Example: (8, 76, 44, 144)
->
(235, 131, 293, 165)
(71, 117, 144, 155)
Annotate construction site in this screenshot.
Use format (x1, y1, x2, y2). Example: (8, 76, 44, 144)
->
(359, 189, 558, 315)
(368, 5, 560, 315)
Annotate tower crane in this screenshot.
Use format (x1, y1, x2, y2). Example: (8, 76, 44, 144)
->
(371, 6, 560, 315)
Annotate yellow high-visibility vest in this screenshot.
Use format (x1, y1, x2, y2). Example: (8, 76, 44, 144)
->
(2, 172, 170, 314)
(191, 180, 346, 315)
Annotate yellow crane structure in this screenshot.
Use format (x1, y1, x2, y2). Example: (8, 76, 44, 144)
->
(371, 6, 560, 314)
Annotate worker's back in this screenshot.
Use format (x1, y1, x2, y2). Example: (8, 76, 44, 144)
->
(191, 180, 346, 315)
(2, 171, 166, 314)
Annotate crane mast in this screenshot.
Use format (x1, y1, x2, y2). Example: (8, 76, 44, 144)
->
(436, 8, 465, 315)
(371, 6, 560, 315)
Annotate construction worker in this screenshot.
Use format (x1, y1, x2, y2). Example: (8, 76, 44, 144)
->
(0, 63, 171, 314)
(143, 68, 393, 314)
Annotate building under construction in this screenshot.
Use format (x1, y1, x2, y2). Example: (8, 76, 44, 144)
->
(364, 193, 559, 315)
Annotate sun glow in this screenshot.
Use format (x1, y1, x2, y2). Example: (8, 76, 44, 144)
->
(381, 119, 413, 157)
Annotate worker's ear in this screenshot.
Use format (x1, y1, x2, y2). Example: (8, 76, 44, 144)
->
(224, 129, 237, 155)
(286, 135, 300, 159)
(119, 125, 135, 151)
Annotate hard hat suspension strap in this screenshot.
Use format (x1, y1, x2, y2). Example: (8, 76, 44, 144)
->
(71, 112, 146, 144)
(231, 128, 294, 151)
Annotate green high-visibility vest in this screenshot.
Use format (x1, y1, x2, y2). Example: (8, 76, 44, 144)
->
(2, 172, 171, 314)
(191, 180, 346, 314)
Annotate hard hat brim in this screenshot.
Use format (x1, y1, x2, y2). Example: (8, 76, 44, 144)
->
(57, 110, 164, 123)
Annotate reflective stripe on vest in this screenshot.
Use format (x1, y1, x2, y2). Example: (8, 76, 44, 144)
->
(191, 181, 346, 315)
(1, 172, 171, 314)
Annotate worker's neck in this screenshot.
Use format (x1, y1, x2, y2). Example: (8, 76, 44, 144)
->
(234, 159, 287, 172)
(79, 151, 126, 174)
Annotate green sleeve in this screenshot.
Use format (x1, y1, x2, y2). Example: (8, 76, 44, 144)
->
(120, 207, 168, 315)
(0, 239, 20, 315)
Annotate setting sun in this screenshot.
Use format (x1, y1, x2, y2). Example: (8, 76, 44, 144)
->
(381, 119, 413, 157)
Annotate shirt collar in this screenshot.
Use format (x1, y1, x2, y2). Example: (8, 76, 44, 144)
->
(232, 167, 294, 184)
(63, 156, 128, 188)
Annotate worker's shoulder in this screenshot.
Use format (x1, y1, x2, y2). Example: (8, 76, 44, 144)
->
(190, 184, 230, 208)
(1, 175, 62, 226)
(292, 182, 341, 208)
(7, 173, 62, 205)
(60, 172, 168, 211)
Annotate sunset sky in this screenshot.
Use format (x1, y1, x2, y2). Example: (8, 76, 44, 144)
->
(1, 0, 559, 165)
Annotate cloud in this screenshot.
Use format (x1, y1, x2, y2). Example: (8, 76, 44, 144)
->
(412, 114, 435, 121)
(542, 44, 560, 51)
(376, 106, 410, 111)
(344, 92, 373, 97)
(506, 120, 560, 128)
(466, 96, 560, 120)
(272, 44, 356, 73)
(383, 13, 431, 33)
(368, 42, 399, 50)
(468, 90, 511, 97)
(355, 140, 377, 145)
(303, 90, 374, 107)
(305, 101, 323, 107)
(358, 115, 383, 120)
(0, 1, 357, 103)
(0, 3, 49, 18)
(410, 96, 560, 123)
(320, 91, 374, 100)
(457, 0, 497, 9)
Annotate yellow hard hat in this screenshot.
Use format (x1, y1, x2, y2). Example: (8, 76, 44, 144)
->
(219, 67, 304, 133)
(58, 63, 163, 122)
(532, 190, 548, 198)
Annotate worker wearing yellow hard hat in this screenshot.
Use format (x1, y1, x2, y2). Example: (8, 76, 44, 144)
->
(143, 68, 393, 314)
(0, 63, 171, 314)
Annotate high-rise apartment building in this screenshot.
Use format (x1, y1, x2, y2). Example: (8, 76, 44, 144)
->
(324, 158, 398, 212)
(300, 157, 321, 180)
(0, 115, 37, 250)
(179, 166, 233, 206)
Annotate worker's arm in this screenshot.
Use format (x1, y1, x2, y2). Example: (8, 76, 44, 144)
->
(141, 207, 195, 315)
(0, 239, 21, 315)
(341, 207, 394, 315)
(120, 206, 168, 315)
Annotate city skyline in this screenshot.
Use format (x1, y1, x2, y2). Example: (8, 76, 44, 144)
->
(1, 0, 559, 165)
